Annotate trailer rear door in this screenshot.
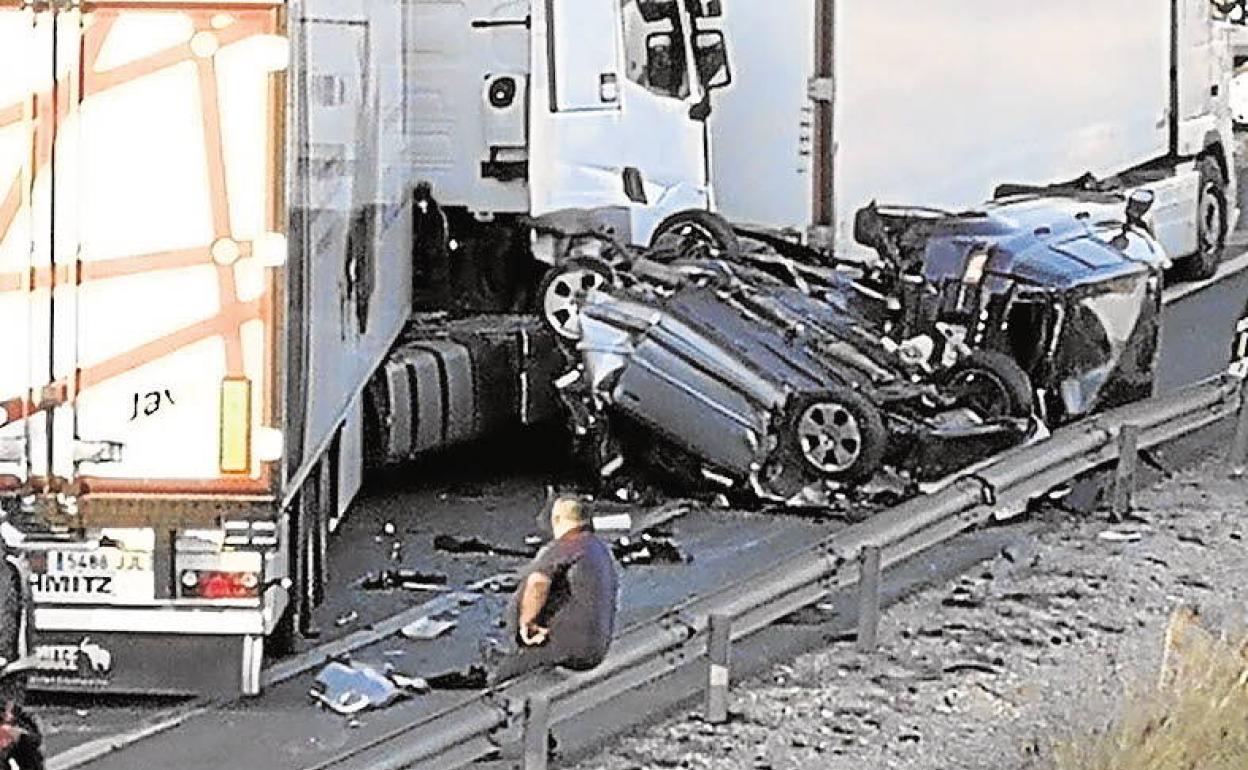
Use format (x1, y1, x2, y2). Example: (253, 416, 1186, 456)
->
(2, 2, 287, 501)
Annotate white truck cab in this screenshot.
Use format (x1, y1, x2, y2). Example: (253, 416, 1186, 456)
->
(405, 0, 731, 309)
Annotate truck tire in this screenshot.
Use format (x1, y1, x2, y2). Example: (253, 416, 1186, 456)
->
(937, 350, 1034, 420)
(649, 210, 742, 261)
(1176, 156, 1227, 281)
(773, 388, 888, 489)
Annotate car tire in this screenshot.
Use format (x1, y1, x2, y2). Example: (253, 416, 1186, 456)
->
(779, 388, 888, 487)
(650, 210, 742, 261)
(537, 256, 617, 341)
(938, 350, 1034, 420)
(1176, 155, 1227, 282)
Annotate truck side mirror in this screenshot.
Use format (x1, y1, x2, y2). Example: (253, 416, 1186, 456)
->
(693, 30, 731, 91)
(645, 31, 681, 96)
(1125, 188, 1155, 226)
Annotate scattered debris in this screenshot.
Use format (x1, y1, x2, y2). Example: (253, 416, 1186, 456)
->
(310, 661, 403, 715)
(382, 522, 396, 536)
(358, 569, 449, 592)
(399, 616, 457, 640)
(389, 672, 431, 693)
(592, 513, 633, 531)
(433, 534, 537, 559)
(466, 573, 521, 593)
(613, 532, 692, 566)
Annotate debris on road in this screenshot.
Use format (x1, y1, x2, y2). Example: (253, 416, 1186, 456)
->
(399, 616, 457, 640)
(433, 534, 537, 559)
(467, 573, 521, 593)
(359, 569, 449, 592)
(613, 532, 692, 566)
(310, 661, 404, 715)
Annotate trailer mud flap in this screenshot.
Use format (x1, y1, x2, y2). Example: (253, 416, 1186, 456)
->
(29, 631, 255, 697)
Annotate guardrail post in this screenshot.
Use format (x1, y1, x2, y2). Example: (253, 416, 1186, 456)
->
(706, 613, 731, 724)
(1111, 424, 1140, 521)
(857, 545, 882, 652)
(1228, 381, 1248, 477)
(522, 694, 551, 770)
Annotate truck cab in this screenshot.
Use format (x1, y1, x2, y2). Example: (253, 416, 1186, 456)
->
(405, 0, 731, 310)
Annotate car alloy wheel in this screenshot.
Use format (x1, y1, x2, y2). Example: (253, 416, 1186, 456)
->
(539, 258, 614, 340)
(796, 401, 863, 474)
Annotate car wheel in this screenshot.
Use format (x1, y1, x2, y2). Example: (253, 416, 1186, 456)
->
(1176, 156, 1227, 281)
(938, 350, 1034, 420)
(650, 210, 742, 261)
(781, 388, 888, 486)
(538, 256, 616, 341)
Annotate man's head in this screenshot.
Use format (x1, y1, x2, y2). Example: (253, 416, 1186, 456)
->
(550, 496, 588, 539)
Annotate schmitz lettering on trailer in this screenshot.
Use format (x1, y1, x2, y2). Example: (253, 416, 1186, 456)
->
(30, 574, 113, 595)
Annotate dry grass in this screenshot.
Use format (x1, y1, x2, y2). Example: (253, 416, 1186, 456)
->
(1052, 607, 1248, 770)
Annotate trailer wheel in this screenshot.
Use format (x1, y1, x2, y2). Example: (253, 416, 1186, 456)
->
(538, 256, 616, 341)
(937, 350, 1034, 420)
(650, 210, 742, 261)
(1177, 156, 1227, 281)
(778, 388, 888, 487)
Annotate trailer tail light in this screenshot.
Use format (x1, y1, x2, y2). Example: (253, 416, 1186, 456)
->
(219, 378, 253, 474)
(180, 569, 261, 599)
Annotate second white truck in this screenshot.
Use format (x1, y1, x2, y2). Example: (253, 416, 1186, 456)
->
(709, 0, 1239, 280)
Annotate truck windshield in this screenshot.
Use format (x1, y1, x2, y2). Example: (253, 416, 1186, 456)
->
(621, 0, 691, 99)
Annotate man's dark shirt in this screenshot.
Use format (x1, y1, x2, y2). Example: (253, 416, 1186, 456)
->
(525, 527, 618, 669)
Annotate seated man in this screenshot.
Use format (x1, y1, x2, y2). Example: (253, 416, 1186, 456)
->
(426, 496, 619, 690)
(489, 496, 620, 683)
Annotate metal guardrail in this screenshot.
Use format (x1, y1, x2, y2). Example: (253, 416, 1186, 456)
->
(329, 372, 1245, 770)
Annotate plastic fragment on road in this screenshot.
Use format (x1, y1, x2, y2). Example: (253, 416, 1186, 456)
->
(1098, 528, 1145, 543)
(592, 513, 633, 531)
(613, 532, 691, 566)
(359, 569, 449, 592)
(467, 573, 520, 593)
(310, 661, 403, 715)
(400, 616, 457, 640)
(389, 672, 431, 693)
(433, 534, 537, 558)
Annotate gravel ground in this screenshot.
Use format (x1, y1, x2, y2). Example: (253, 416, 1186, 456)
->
(571, 456, 1248, 770)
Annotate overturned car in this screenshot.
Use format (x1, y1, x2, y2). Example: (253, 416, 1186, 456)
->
(539, 189, 1165, 502)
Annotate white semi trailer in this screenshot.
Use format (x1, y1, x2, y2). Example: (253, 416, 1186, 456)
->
(710, 0, 1239, 280)
(0, 0, 732, 696)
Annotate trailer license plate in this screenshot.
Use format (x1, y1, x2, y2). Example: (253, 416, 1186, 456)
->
(31, 548, 154, 604)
